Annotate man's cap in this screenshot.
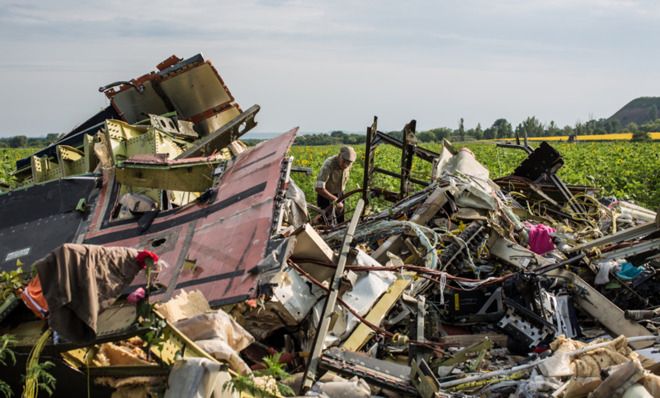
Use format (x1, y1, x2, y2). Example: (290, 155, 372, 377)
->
(339, 146, 356, 162)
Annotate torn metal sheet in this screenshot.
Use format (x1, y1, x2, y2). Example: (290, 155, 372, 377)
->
(489, 235, 551, 269)
(115, 155, 222, 192)
(320, 348, 418, 395)
(568, 221, 659, 253)
(82, 128, 298, 306)
(0, 176, 98, 271)
(547, 268, 654, 349)
(102, 54, 238, 135)
(309, 250, 398, 349)
(372, 184, 454, 263)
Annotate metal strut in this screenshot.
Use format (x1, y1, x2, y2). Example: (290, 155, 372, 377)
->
(301, 199, 365, 392)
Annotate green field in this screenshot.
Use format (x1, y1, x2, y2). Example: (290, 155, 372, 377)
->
(2, 143, 659, 211)
(290, 142, 660, 212)
(0, 148, 34, 185)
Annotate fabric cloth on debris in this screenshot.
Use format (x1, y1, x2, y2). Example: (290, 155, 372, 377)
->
(21, 275, 49, 319)
(174, 311, 254, 350)
(616, 262, 643, 281)
(194, 339, 251, 375)
(525, 222, 556, 255)
(310, 375, 371, 398)
(35, 243, 141, 343)
(595, 260, 620, 285)
(163, 358, 233, 398)
(163, 292, 254, 374)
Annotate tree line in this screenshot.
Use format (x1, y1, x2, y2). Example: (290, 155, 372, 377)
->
(0, 134, 60, 148)
(293, 115, 658, 145)
(3, 112, 658, 148)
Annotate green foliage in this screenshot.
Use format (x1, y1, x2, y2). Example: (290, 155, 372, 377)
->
(0, 264, 25, 301)
(516, 116, 544, 137)
(626, 122, 640, 133)
(290, 141, 660, 213)
(24, 361, 56, 397)
(0, 148, 35, 189)
(0, 335, 16, 367)
(258, 353, 290, 382)
(0, 381, 11, 398)
(631, 131, 652, 142)
(294, 131, 366, 146)
(0, 136, 59, 149)
(0, 335, 16, 398)
(137, 301, 171, 358)
(484, 118, 513, 139)
(639, 118, 660, 133)
(224, 352, 294, 398)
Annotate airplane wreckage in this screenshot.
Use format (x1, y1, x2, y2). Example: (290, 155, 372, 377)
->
(0, 54, 659, 398)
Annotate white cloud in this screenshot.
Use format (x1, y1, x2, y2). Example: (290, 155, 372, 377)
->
(0, 0, 658, 135)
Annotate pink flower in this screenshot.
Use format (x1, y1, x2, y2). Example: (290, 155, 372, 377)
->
(127, 287, 146, 304)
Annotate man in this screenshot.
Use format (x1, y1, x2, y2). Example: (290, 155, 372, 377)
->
(315, 145, 356, 223)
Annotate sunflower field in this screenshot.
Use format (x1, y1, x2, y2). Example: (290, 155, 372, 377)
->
(290, 141, 660, 211)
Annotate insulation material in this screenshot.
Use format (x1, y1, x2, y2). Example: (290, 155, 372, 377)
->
(433, 146, 490, 182)
(563, 378, 604, 398)
(545, 335, 636, 377)
(155, 290, 211, 323)
(641, 373, 660, 397)
(96, 341, 152, 366)
(622, 384, 653, 398)
(591, 359, 646, 398)
(454, 181, 497, 210)
(156, 289, 253, 374)
(96, 376, 163, 390)
(110, 385, 152, 398)
(174, 311, 254, 352)
(231, 301, 300, 341)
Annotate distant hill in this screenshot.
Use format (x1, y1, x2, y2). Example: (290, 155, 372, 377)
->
(609, 97, 660, 126)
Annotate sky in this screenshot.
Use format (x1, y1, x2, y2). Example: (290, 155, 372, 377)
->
(0, 0, 659, 136)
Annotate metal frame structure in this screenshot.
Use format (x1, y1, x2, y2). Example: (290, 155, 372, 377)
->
(362, 116, 439, 206)
(496, 140, 587, 215)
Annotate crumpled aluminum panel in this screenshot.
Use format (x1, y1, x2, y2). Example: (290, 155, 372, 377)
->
(83, 128, 298, 306)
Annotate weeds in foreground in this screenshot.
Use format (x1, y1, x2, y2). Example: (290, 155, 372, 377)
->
(224, 352, 295, 398)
